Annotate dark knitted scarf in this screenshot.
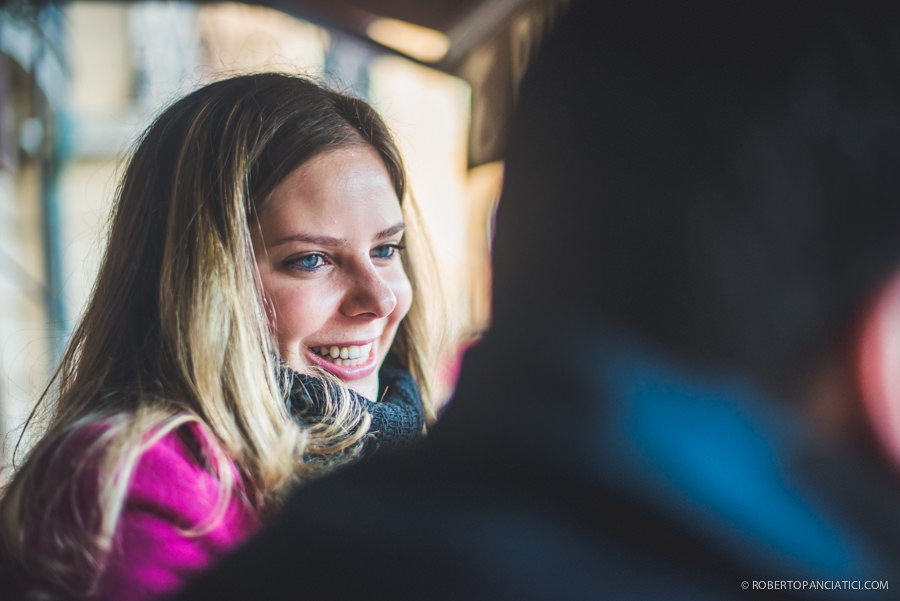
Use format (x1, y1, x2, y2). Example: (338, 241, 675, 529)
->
(282, 357, 425, 457)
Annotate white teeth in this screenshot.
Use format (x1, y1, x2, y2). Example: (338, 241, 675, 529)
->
(314, 343, 373, 366)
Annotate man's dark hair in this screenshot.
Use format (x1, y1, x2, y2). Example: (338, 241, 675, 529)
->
(493, 1, 900, 388)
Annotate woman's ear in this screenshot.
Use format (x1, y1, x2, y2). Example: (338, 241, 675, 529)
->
(858, 268, 900, 468)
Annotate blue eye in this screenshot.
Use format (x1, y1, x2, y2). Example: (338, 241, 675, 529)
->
(288, 253, 326, 272)
(372, 243, 405, 260)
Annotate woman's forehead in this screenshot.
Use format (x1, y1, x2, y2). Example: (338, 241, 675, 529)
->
(257, 146, 404, 240)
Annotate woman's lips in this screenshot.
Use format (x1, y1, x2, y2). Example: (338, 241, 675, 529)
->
(305, 342, 377, 380)
(312, 342, 374, 365)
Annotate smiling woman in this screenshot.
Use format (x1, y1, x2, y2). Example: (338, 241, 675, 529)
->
(254, 146, 413, 402)
(0, 73, 445, 601)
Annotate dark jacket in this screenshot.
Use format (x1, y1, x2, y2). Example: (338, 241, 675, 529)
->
(172, 319, 900, 600)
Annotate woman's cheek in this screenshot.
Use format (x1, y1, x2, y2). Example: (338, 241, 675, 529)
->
(391, 271, 413, 322)
(269, 287, 312, 345)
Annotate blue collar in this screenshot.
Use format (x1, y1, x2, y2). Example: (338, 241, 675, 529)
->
(550, 324, 884, 580)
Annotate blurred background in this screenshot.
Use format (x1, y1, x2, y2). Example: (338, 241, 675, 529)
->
(0, 0, 560, 466)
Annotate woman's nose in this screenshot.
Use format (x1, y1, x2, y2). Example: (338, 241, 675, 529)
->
(340, 265, 397, 319)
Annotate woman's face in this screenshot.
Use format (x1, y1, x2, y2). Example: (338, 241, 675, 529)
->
(254, 145, 412, 401)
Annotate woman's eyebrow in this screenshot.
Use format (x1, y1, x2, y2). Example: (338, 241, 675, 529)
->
(376, 222, 407, 240)
(269, 233, 348, 248)
(268, 222, 406, 248)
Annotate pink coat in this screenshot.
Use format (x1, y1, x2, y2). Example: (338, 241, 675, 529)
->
(95, 422, 259, 601)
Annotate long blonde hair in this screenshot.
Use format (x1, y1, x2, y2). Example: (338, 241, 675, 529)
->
(0, 73, 443, 598)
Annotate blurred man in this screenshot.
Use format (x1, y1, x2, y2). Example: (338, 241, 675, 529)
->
(174, 2, 900, 598)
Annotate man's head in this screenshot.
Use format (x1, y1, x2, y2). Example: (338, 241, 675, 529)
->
(492, 2, 900, 458)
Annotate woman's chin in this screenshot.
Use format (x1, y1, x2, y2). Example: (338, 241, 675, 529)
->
(346, 379, 378, 402)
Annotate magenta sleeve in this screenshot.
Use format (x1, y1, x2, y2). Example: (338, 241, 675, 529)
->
(96, 422, 259, 601)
